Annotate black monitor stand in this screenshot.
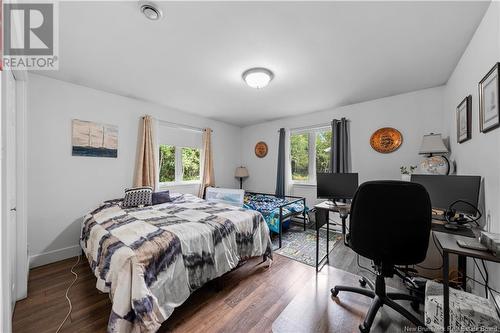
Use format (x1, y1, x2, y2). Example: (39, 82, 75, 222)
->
(325, 199, 348, 207)
(325, 199, 349, 221)
(325, 199, 338, 207)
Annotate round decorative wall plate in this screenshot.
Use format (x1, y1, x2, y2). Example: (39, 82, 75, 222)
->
(370, 127, 403, 153)
(254, 141, 268, 158)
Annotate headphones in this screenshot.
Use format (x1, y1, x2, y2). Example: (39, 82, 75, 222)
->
(445, 200, 482, 225)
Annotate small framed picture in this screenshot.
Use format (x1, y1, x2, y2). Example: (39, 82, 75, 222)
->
(479, 62, 500, 133)
(456, 95, 471, 143)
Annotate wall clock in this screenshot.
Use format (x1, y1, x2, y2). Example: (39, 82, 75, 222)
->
(370, 127, 403, 153)
(254, 141, 268, 158)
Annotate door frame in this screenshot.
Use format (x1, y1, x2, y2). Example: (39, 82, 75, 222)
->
(1, 70, 13, 333)
(1, 8, 28, 328)
(14, 70, 28, 301)
(0, 69, 28, 333)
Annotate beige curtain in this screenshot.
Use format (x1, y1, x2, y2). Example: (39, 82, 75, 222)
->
(134, 115, 158, 190)
(198, 128, 215, 198)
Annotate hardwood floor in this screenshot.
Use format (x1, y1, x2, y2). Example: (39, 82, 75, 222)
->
(12, 256, 112, 332)
(13, 243, 420, 333)
(328, 238, 407, 291)
(274, 263, 417, 333)
(13, 254, 314, 333)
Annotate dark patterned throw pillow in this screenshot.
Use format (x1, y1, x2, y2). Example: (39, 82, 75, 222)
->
(122, 186, 153, 208)
(152, 190, 171, 205)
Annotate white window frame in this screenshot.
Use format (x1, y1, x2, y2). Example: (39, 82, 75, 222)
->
(290, 127, 331, 186)
(159, 145, 201, 186)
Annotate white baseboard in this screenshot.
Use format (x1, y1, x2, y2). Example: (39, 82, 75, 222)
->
(29, 244, 81, 268)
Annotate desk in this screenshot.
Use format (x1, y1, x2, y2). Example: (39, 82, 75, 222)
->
(434, 231, 500, 332)
(314, 201, 350, 272)
(428, 222, 469, 290)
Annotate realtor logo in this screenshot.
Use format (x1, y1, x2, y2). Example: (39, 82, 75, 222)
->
(3, 1, 58, 69)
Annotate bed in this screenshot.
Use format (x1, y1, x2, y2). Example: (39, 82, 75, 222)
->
(80, 193, 272, 333)
(243, 192, 308, 248)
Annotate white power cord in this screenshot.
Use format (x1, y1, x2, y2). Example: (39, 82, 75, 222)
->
(55, 255, 80, 333)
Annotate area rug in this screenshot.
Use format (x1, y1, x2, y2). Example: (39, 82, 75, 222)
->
(271, 224, 342, 267)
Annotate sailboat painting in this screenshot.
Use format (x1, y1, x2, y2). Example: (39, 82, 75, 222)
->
(72, 119, 118, 158)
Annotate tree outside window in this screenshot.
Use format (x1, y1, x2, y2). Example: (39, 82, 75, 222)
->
(182, 147, 200, 181)
(159, 144, 200, 183)
(290, 129, 332, 183)
(291, 133, 309, 181)
(159, 144, 175, 182)
(316, 131, 332, 173)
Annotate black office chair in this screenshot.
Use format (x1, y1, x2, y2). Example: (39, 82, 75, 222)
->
(331, 180, 431, 333)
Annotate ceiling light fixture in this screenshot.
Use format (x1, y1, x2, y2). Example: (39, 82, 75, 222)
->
(242, 68, 274, 89)
(140, 2, 163, 21)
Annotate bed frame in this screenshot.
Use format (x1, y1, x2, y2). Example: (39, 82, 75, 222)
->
(246, 192, 308, 248)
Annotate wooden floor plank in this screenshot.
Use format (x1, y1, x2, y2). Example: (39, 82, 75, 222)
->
(13, 245, 418, 333)
(272, 267, 420, 333)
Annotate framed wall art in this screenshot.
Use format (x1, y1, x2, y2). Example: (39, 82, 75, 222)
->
(456, 95, 471, 143)
(479, 62, 500, 133)
(72, 119, 118, 158)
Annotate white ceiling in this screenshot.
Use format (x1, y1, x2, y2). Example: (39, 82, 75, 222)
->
(37, 1, 490, 126)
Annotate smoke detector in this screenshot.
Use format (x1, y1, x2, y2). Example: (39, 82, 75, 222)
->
(140, 2, 163, 21)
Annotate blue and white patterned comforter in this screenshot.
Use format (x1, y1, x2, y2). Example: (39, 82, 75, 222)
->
(80, 193, 272, 333)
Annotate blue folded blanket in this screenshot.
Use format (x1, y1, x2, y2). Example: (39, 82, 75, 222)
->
(243, 193, 307, 233)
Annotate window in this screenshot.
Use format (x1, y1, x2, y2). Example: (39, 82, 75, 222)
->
(159, 144, 175, 182)
(315, 131, 332, 173)
(290, 128, 332, 184)
(159, 144, 201, 184)
(291, 133, 309, 181)
(181, 147, 200, 181)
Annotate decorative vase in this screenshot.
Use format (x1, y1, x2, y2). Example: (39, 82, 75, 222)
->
(420, 155, 450, 175)
(401, 174, 411, 182)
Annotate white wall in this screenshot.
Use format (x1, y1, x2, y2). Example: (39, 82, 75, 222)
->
(442, 2, 500, 293)
(27, 74, 242, 267)
(241, 86, 445, 206)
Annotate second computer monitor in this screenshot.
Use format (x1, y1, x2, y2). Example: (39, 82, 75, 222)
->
(317, 173, 359, 201)
(410, 174, 481, 215)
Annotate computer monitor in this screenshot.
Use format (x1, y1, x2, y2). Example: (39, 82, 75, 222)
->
(410, 174, 481, 215)
(317, 173, 359, 202)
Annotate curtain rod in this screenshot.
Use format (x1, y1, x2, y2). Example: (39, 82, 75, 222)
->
(280, 118, 350, 133)
(156, 119, 213, 133)
(285, 122, 331, 133)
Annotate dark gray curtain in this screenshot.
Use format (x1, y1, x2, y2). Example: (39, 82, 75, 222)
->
(275, 128, 286, 197)
(331, 118, 350, 173)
